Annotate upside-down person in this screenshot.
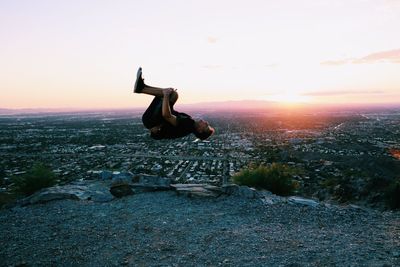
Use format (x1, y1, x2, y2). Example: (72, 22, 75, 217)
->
(133, 67, 215, 140)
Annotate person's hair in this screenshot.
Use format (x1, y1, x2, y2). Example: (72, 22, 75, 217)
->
(194, 126, 215, 140)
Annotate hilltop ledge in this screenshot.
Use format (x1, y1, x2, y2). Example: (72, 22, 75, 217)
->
(1, 175, 399, 266)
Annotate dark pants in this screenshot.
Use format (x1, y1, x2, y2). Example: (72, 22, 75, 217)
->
(142, 96, 176, 129)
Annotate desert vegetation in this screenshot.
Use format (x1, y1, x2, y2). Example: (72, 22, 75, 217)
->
(12, 163, 57, 196)
(233, 163, 299, 196)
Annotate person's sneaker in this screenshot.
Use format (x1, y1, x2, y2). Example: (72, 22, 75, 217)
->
(133, 67, 145, 93)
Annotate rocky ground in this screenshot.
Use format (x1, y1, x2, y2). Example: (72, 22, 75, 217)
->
(1, 187, 399, 267)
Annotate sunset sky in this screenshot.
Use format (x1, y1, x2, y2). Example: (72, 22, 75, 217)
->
(1, 0, 400, 109)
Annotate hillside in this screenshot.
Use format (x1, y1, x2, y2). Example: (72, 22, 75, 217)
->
(0, 181, 399, 266)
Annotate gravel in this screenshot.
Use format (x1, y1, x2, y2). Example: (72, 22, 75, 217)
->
(1, 191, 399, 266)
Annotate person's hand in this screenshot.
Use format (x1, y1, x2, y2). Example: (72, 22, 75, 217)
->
(150, 125, 162, 134)
(163, 88, 176, 96)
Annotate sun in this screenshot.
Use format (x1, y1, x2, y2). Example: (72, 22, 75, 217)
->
(265, 92, 312, 104)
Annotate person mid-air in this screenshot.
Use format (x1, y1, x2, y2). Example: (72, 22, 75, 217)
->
(133, 67, 215, 140)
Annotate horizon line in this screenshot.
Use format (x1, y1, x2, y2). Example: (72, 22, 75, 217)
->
(1, 100, 400, 115)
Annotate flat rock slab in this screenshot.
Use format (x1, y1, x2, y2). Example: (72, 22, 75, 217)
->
(18, 181, 114, 206)
(171, 184, 222, 198)
(131, 183, 172, 192)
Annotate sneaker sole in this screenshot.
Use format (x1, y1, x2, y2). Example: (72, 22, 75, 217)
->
(133, 67, 142, 93)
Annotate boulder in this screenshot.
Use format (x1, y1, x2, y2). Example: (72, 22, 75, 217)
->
(84, 182, 115, 202)
(315, 189, 329, 201)
(24, 190, 81, 205)
(109, 183, 133, 198)
(237, 186, 258, 199)
(258, 190, 285, 205)
(221, 184, 259, 199)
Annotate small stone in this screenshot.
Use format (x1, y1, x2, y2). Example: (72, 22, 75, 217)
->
(288, 196, 319, 207)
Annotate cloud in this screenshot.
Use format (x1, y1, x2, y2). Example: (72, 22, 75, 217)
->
(354, 49, 400, 63)
(321, 48, 400, 65)
(303, 90, 385, 97)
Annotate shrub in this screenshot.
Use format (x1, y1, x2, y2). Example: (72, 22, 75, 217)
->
(385, 179, 400, 209)
(233, 163, 298, 196)
(12, 163, 57, 196)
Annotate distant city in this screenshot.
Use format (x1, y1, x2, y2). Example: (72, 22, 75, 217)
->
(1, 107, 400, 206)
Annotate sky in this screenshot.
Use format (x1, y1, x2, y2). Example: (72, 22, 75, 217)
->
(1, 0, 400, 109)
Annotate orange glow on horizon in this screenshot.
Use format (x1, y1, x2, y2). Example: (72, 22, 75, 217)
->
(263, 93, 313, 104)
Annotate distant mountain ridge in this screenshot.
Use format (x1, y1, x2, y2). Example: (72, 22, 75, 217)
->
(0, 101, 280, 115)
(1, 100, 399, 115)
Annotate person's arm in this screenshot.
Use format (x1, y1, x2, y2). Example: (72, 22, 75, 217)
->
(162, 88, 177, 126)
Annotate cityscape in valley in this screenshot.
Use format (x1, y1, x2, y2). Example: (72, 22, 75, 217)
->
(1, 106, 400, 208)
